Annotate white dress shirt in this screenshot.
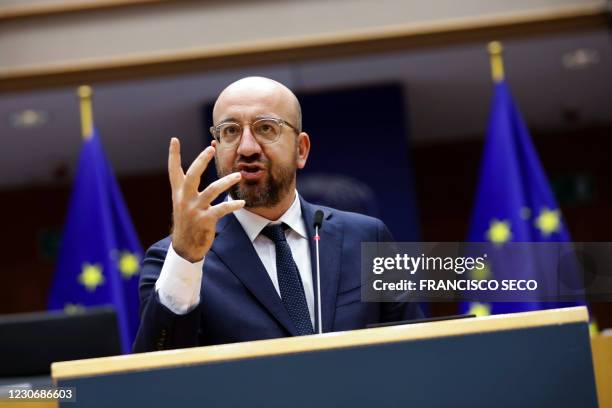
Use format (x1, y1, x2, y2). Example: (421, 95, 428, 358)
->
(155, 191, 315, 327)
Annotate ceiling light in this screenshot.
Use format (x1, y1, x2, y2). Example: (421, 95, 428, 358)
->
(562, 49, 600, 70)
(9, 109, 49, 129)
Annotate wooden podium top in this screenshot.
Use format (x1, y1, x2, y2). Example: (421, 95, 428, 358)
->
(52, 306, 588, 381)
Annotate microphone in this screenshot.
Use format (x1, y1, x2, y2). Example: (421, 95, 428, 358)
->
(314, 210, 324, 229)
(313, 210, 324, 334)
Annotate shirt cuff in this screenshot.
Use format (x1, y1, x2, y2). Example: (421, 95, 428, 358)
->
(155, 242, 204, 315)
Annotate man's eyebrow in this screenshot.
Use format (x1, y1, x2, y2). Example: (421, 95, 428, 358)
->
(217, 117, 239, 124)
(217, 114, 281, 124)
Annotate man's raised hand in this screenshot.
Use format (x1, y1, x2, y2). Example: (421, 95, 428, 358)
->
(168, 138, 244, 262)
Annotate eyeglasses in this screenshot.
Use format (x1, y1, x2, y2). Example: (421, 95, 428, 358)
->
(210, 117, 300, 149)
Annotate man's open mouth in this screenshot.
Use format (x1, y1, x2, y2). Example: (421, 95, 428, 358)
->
(236, 163, 266, 181)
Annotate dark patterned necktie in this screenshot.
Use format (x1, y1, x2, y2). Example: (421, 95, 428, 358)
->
(261, 223, 314, 335)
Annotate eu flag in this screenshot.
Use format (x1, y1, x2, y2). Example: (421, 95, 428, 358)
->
(466, 80, 582, 315)
(48, 130, 142, 353)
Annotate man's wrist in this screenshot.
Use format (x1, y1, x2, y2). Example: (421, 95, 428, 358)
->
(155, 242, 204, 315)
(172, 242, 204, 263)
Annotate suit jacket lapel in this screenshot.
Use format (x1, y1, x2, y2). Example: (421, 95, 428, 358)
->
(301, 198, 342, 333)
(210, 214, 299, 336)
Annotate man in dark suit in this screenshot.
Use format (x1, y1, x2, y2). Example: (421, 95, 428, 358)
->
(133, 77, 421, 352)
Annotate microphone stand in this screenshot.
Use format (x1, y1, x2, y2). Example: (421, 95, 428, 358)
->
(314, 210, 324, 334)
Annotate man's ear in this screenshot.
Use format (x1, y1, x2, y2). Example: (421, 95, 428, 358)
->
(296, 132, 310, 169)
(211, 139, 219, 163)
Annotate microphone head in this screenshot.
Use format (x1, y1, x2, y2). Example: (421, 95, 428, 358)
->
(314, 210, 324, 229)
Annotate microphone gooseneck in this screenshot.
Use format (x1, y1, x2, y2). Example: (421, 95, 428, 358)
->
(313, 210, 324, 334)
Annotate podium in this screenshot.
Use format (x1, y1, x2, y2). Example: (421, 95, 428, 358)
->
(52, 307, 598, 407)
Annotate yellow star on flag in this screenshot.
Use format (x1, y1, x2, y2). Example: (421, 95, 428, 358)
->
(118, 252, 140, 279)
(64, 303, 86, 315)
(470, 262, 491, 281)
(589, 320, 599, 337)
(486, 219, 512, 245)
(535, 207, 561, 236)
(467, 302, 491, 317)
(78, 263, 105, 292)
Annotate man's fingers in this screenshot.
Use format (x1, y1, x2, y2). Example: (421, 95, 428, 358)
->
(199, 172, 241, 206)
(184, 146, 215, 192)
(210, 200, 246, 219)
(168, 138, 184, 190)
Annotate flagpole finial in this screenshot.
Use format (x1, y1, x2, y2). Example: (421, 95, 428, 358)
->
(77, 85, 94, 140)
(488, 41, 505, 83)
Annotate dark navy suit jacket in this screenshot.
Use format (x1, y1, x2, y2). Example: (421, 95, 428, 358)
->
(133, 198, 422, 352)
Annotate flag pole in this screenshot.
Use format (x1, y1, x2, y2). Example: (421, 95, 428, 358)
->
(488, 41, 505, 83)
(77, 85, 94, 140)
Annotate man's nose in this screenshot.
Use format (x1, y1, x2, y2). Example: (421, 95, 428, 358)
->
(236, 126, 262, 157)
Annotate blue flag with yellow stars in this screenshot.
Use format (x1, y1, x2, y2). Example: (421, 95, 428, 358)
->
(48, 130, 142, 353)
(465, 80, 583, 317)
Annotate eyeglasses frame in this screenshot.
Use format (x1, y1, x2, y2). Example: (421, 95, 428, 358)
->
(209, 117, 300, 148)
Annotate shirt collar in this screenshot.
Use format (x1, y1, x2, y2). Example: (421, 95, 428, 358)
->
(229, 190, 307, 242)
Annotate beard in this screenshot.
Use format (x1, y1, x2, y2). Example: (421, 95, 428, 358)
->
(216, 153, 296, 208)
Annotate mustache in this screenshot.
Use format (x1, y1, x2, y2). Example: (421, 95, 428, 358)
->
(232, 155, 269, 170)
